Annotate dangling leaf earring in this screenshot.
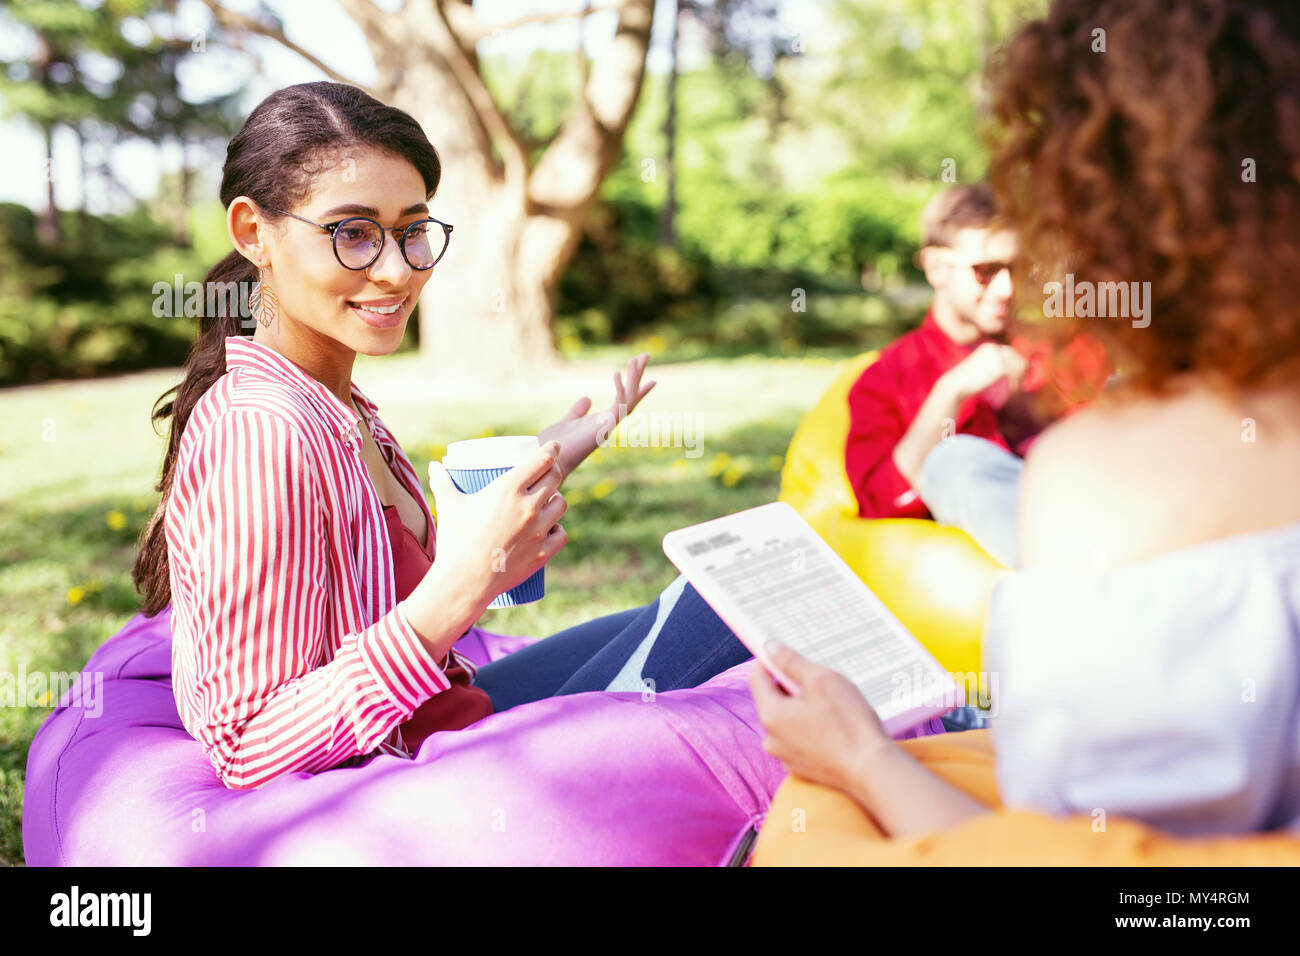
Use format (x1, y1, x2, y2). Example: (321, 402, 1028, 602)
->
(250, 265, 278, 328)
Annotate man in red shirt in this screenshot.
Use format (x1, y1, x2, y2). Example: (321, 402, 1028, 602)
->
(845, 185, 1109, 567)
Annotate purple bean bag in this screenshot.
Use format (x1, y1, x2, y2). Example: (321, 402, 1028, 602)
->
(24, 607, 946, 865)
(22, 607, 792, 865)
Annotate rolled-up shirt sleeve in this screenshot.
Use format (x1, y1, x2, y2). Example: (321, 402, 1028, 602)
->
(168, 409, 452, 789)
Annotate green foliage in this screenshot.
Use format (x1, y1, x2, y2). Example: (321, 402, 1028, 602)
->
(555, 168, 928, 352)
(555, 194, 717, 345)
(0, 0, 241, 138)
(670, 172, 928, 278)
(549, 0, 1046, 353)
(480, 49, 575, 156)
(0, 201, 200, 384)
(815, 0, 1046, 182)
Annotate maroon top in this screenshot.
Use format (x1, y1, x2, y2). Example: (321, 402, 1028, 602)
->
(383, 504, 494, 750)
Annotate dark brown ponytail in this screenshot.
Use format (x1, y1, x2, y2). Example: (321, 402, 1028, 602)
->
(132, 250, 254, 616)
(132, 81, 441, 616)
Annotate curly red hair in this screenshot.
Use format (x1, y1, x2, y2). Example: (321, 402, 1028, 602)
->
(986, 0, 1300, 395)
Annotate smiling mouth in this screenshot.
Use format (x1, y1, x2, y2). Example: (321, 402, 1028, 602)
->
(349, 300, 405, 316)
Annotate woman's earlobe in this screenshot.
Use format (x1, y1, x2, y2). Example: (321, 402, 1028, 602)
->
(227, 196, 270, 265)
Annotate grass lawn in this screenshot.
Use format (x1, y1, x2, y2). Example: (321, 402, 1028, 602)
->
(0, 341, 871, 865)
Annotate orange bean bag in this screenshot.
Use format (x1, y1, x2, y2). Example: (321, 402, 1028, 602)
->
(751, 731, 1300, 865)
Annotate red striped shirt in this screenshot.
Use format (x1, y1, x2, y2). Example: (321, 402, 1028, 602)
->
(166, 335, 473, 789)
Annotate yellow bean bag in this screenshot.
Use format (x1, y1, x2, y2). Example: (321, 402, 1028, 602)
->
(752, 731, 1300, 865)
(778, 352, 1005, 678)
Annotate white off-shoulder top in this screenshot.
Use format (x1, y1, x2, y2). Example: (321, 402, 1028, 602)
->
(984, 519, 1300, 836)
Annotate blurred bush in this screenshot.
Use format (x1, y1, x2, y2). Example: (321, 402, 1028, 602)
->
(554, 173, 927, 355)
(673, 172, 925, 281)
(0, 202, 198, 385)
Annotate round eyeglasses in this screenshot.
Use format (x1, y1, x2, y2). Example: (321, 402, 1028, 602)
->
(268, 208, 453, 271)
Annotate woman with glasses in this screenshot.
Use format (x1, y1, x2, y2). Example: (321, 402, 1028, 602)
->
(132, 81, 757, 789)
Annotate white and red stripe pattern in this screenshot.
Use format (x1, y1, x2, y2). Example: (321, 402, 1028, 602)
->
(166, 335, 470, 789)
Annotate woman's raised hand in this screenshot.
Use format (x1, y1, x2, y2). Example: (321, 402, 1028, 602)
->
(426, 441, 568, 609)
(537, 351, 657, 480)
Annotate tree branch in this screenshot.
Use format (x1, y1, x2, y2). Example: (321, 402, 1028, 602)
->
(199, 0, 375, 93)
(336, 0, 402, 38)
(466, 0, 630, 43)
(335, 0, 406, 99)
(528, 0, 655, 214)
(433, 0, 531, 188)
(572, 0, 594, 111)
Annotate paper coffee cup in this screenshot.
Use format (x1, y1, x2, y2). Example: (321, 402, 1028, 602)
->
(441, 435, 547, 607)
(442, 435, 542, 474)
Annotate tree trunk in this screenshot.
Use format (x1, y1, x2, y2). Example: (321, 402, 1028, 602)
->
(416, 177, 574, 387)
(175, 138, 194, 248)
(38, 122, 60, 246)
(348, 0, 656, 382)
(387, 53, 569, 386)
(660, 0, 680, 248)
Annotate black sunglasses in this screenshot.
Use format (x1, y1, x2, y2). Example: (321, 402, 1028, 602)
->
(969, 260, 1013, 286)
(268, 208, 454, 272)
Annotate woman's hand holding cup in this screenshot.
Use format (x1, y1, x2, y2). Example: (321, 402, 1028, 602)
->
(426, 439, 567, 609)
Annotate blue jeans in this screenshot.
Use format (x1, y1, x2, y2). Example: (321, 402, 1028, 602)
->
(471, 573, 754, 712)
(917, 434, 1025, 732)
(918, 434, 1024, 569)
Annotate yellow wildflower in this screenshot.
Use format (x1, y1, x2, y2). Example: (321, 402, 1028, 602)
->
(67, 586, 86, 605)
(706, 452, 732, 477)
(106, 510, 127, 531)
(590, 478, 616, 500)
